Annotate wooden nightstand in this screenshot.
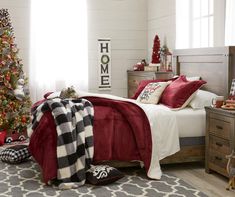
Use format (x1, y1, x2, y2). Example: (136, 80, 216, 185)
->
(127, 70, 173, 98)
(205, 106, 235, 177)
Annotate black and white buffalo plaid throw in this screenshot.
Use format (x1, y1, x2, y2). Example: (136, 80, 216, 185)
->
(29, 98, 94, 189)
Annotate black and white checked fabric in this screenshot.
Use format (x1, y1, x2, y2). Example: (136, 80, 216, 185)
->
(29, 98, 94, 189)
(0, 145, 31, 164)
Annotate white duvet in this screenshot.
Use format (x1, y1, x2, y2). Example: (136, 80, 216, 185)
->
(78, 91, 180, 179)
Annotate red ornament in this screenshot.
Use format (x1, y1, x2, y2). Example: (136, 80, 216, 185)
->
(2, 112, 6, 117)
(5, 74, 10, 81)
(1, 60, 6, 65)
(21, 116, 27, 123)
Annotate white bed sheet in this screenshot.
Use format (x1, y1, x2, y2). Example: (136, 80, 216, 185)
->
(173, 107, 206, 138)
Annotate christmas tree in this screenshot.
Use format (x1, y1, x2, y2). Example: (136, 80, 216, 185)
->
(151, 34, 161, 64)
(0, 9, 31, 135)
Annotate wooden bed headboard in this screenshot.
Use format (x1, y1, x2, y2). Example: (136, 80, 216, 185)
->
(172, 46, 235, 98)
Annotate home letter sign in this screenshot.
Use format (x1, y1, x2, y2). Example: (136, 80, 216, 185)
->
(98, 38, 111, 90)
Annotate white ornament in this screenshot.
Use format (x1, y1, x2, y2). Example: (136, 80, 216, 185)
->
(14, 78, 25, 100)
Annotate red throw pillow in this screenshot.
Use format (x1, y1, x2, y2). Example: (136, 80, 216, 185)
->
(160, 75, 206, 109)
(131, 77, 178, 99)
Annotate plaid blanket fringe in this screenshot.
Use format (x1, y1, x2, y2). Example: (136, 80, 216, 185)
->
(29, 98, 94, 189)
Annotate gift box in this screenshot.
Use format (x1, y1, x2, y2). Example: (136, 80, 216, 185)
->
(0, 130, 7, 146)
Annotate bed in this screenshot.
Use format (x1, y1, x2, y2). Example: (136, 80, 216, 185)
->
(162, 46, 235, 164)
(28, 46, 235, 186)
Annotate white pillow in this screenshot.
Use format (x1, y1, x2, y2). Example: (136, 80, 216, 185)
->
(137, 81, 170, 104)
(189, 90, 218, 109)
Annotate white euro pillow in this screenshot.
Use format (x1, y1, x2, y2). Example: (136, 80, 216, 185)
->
(189, 90, 218, 109)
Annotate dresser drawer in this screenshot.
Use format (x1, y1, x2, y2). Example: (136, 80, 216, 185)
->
(208, 149, 228, 176)
(205, 106, 235, 178)
(209, 118, 230, 140)
(155, 73, 173, 79)
(209, 135, 230, 155)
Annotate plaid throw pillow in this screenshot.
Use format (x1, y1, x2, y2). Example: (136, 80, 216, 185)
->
(0, 145, 31, 164)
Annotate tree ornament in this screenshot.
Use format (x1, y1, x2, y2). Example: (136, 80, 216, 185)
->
(21, 116, 26, 123)
(3, 79, 12, 89)
(13, 78, 25, 100)
(1, 60, 6, 66)
(2, 100, 7, 106)
(2, 111, 6, 117)
(12, 46, 17, 53)
(5, 74, 10, 81)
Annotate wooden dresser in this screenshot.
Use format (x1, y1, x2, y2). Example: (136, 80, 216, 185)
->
(127, 71, 173, 98)
(205, 106, 235, 177)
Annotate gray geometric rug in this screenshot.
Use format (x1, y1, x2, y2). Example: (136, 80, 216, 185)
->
(0, 159, 208, 197)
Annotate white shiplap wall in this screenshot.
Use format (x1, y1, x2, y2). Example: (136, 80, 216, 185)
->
(87, 0, 147, 97)
(0, 0, 30, 75)
(147, 0, 175, 62)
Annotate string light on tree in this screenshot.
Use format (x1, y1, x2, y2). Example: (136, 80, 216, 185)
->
(0, 9, 31, 143)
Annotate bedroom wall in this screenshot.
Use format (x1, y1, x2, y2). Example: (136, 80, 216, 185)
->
(87, 0, 147, 97)
(0, 0, 30, 75)
(147, 0, 176, 62)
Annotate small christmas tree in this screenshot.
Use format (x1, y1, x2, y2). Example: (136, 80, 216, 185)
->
(151, 34, 161, 64)
(0, 9, 31, 136)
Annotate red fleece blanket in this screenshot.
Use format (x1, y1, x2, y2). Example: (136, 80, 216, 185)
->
(29, 96, 152, 184)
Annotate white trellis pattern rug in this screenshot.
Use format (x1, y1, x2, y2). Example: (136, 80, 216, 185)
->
(0, 159, 208, 197)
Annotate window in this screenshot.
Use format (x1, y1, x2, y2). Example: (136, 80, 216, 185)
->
(225, 0, 235, 45)
(176, 0, 225, 49)
(29, 0, 88, 102)
(191, 0, 213, 48)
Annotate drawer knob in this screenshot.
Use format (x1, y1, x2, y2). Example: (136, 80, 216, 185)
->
(216, 125, 223, 130)
(215, 156, 222, 161)
(215, 142, 222, 147)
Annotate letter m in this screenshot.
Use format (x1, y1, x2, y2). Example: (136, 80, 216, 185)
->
(101, 64, 108, 74)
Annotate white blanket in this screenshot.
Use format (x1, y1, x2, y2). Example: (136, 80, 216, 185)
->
(77, 91, 180, 179)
